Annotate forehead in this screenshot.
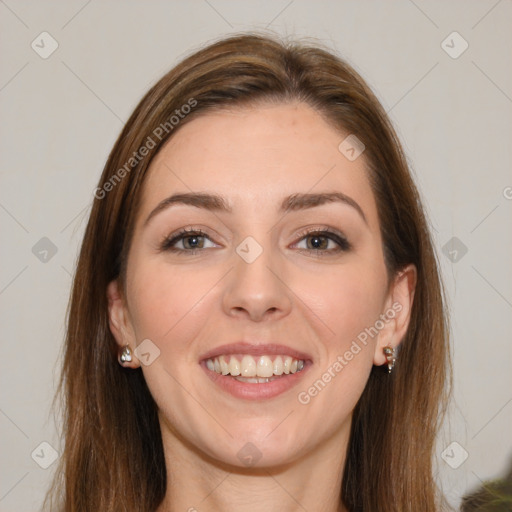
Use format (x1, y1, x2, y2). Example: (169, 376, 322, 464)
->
(137, 102, 379, 228)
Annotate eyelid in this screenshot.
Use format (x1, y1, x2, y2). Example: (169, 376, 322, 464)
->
(293, 225, 348, 241)
(159, 224, 352, 254)
(292, 225, 352, 252)
(159, 227, 218, 252)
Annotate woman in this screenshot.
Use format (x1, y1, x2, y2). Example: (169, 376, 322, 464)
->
(44, 32, 451, 511)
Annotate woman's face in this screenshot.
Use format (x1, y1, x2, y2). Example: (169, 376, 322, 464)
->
(108, 102, 413, 468)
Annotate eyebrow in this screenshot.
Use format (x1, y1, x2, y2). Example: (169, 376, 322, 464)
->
(143, 191, 368, 227)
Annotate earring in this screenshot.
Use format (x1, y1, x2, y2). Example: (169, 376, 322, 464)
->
(383, 346, 396, 373)
(119, 345, 132, 365)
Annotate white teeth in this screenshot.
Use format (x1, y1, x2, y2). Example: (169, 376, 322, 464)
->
(219, 356, 229, 375)
(228, 356, 240, 376)
(234, 376, 279, 383)
(206, 354, 306, 378)
(241, 355, 256, 377)
(273, 356, 284, 375)
(256, 355, 274, 378)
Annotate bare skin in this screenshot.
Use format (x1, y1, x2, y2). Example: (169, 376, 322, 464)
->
(107, 102, 416, 512)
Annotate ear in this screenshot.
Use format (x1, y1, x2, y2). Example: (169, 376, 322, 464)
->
(373, 263, 417, 367)
(107, 279, 141, 369)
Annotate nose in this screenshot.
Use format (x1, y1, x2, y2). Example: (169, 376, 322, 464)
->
(221, 239, 293, 322)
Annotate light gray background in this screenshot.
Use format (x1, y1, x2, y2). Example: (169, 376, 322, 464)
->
(1, 1, 511, 510)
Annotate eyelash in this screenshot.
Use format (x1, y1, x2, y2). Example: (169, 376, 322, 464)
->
(159, 228, 210, 254)
(294, 227, 352, 255)
(159, 226, 352, 256)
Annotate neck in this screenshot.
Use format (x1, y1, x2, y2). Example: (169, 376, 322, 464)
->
(155, 418, 351, 512)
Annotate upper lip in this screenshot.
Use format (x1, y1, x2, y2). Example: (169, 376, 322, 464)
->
(199, 342, 312, 362)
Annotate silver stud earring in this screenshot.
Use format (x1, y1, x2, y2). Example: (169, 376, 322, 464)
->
(119, 345, 132, 365)
(383, 346, 396, 373)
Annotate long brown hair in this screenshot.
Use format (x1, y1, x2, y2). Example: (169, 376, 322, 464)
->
(44, 31, 451, 511)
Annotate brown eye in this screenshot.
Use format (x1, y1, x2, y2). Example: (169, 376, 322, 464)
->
(294, 229, 351, 254)
(306, 234, 330, 250)
(180, 234, 205, 250)
(160, 229, 216, 253)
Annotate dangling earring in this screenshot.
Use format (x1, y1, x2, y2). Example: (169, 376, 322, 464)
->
(383, 346, 396, 373)
(119, 344, 132, 365)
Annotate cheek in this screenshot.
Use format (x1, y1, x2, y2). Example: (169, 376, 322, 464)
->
(295, 259, 388, 350)
(293, 264, 385, 422)
(126, 258, 218, 356)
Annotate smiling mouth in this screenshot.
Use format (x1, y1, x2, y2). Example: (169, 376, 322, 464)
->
(205, 354, 305, 383)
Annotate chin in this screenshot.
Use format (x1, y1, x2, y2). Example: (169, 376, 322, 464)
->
(199, 426, 307, 470)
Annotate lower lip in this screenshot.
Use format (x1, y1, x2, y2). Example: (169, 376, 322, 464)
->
(201, 361, 312, 400)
